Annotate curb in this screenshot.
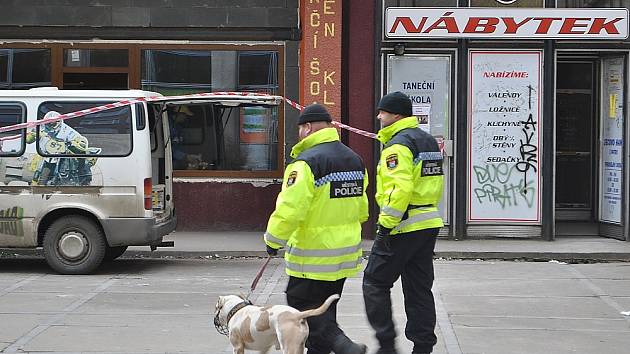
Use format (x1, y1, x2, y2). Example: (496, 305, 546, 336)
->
(435, 251, 630, 262)
(116, 250, 630, 262)
(3, 249, 630, 263)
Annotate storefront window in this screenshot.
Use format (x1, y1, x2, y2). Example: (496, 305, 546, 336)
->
(0, 52, 8, 84)
(141, 49, 280, 174)
(556, 0, 630, 7)
(0, 49, 51, 89)
(63, 49, 128, 67)
(239, 51, 279, 91)
(142, 50, 213, 94)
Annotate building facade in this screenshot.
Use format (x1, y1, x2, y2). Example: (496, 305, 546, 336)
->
(377, 0, 629, 240)
(1, 0, 628, 241)
(0, 0, 300, 231)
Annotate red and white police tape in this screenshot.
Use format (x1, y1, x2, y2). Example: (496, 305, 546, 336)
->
(0, 91, 444, 152)
(0, 91, 377, 141)
(282, 96, 377, 140)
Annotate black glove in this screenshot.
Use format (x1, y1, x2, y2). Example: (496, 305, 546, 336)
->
(375, 224, 393, 252)
(376, 224, 392, 237)
(266, 245, 279, 256)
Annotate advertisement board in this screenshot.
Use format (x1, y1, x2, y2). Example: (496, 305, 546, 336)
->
(600, 57, 625, 224)
(468, 51, 542, 223)
(387, 55, 451, 223)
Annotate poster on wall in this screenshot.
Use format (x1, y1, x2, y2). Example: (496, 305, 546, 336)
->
(600, 57, 625, 224)
(468, 51, 542, 223)
(387, 55, 450, 222)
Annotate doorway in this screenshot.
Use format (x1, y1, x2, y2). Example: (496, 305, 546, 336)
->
(555, 55, 628, 239)
(555, 60, 597, 229)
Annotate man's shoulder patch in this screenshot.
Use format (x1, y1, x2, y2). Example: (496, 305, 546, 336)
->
(386, 154, 398, 170)
(286, 171, 298, 187)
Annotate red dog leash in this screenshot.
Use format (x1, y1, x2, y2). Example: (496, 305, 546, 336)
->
(246, 255, 273, 300)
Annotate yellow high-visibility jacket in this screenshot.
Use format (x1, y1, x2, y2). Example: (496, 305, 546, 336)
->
(265, 128, 368, 281)
(376, 116, 444, 235)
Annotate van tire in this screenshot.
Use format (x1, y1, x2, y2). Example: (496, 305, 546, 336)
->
(43, 216, 106, 275)
(104, 246, 128, 261)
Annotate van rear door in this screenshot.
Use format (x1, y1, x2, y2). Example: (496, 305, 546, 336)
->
(146, 102, 174, 228)
(146, 94, 282, 224)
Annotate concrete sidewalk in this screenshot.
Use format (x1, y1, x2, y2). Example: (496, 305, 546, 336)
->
(126, 231, 630, 262)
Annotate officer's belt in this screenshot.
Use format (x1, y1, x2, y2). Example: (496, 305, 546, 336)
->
(381, 204, 435, 220)
(402, 204, 434, 221)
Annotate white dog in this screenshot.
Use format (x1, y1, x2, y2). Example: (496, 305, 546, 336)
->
(214, 293, 340, 354)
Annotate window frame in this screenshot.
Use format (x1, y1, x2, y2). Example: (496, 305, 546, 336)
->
(36, 101, 134, 158)
(0, 102, 27, 157)
(0, 47, 52, 89)
(137, 43, 285, 179)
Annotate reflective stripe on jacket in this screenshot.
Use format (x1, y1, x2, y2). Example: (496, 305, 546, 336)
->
(376, 116, 444, 234)
(265, 127, 368, 281)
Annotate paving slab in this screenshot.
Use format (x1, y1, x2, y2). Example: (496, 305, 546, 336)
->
(2, 258, 630, 354)
(449, 315, 628, 331)
(454, 327, 630, 354)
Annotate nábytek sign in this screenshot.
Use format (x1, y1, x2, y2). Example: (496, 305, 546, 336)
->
(385, 8, 629, 39)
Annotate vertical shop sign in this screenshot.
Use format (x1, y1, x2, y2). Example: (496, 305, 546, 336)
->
(468, 51, 542, 222)
(300, 0, 342, 120)
(600, 57, 625, 224)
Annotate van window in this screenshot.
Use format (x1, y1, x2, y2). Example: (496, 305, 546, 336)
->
(36, 102, 132, 157)
(135, 103, 146, 130)
(0, 103, 25, 156)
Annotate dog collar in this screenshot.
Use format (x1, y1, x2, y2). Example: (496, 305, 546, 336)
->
(226, 299, 252, 325)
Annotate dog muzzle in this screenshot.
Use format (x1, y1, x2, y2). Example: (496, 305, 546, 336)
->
(214, 299, 252, 337)
(214, 312, 230, 336)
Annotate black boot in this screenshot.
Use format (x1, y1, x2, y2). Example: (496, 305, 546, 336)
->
(375, 347, 398, 354)
(331, 334, 367, 354)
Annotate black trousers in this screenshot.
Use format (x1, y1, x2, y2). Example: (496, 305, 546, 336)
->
(286, 276, 346, 354)
(363, 228, 439, 354)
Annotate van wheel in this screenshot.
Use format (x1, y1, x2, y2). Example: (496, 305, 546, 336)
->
(43, 216, 106, 275)
(104, 246, 128, 261)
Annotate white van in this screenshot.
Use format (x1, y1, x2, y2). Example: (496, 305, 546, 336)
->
(0, 88, 280, 274)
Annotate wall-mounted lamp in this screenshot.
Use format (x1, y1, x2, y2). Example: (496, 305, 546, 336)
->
(394, 43, 405, 56)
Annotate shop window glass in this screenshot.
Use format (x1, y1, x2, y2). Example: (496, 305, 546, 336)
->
(556, 0, 630, 7)
(141, 49, 280, 173)
(0, 104, 25, 156)
(36, 102, 132, 157)
(0, 49, 51, 89)
(0, 51, 8, 84)
(142, 50, 213, 93)
(239, 52, 278, 91)
(63, 49, 128, 67)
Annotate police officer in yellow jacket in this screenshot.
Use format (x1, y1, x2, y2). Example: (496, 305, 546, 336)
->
(363, 92, 444, 354)
(264, 104, 368, 354)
